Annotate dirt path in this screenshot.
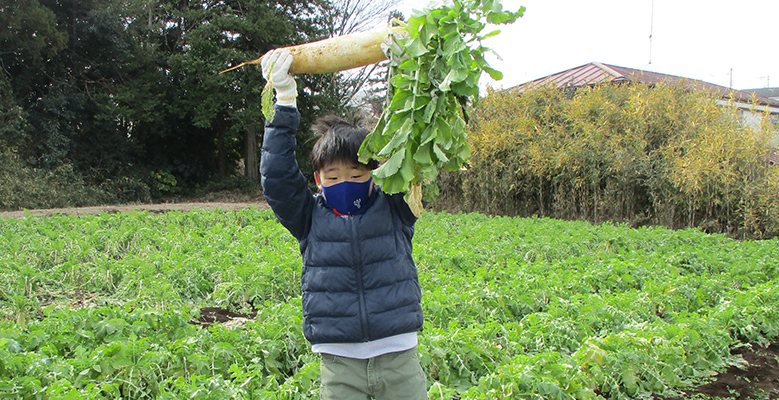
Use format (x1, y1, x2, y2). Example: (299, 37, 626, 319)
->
(0, 201, 270, 219)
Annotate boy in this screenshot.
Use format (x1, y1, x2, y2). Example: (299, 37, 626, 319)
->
(260, 49, 427, 400)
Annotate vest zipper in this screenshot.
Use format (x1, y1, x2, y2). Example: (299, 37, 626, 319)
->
(351, 217, 370, 341)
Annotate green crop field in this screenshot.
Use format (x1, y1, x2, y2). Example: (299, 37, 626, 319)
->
(1, 209, 777, 399)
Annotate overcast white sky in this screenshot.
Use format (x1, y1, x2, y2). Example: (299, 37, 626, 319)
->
(396, 0, 779, 91)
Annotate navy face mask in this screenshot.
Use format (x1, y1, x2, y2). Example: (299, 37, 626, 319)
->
(321, 178, 373, 216)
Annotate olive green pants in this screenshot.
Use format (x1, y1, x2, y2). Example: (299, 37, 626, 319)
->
(319, 347, 427, 400)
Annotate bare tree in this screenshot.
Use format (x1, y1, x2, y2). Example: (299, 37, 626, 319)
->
(325, 2, 404, 115)
(327, 0, 403, 114)
(326, 0, 402, 37)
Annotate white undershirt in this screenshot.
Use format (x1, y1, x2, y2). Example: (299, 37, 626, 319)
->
(311, 332, 418, 359)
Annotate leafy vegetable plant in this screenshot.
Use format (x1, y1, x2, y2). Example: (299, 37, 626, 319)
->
(3, 209, 778, 398)
(359, 0, 525, 214)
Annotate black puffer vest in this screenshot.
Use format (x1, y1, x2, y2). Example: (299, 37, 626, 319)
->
(260, 106, 423, 344)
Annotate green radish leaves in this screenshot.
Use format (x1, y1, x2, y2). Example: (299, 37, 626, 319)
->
(261, 60, 276, 122)
(261, 78, 275, 122)
(359, 0, 525, 208)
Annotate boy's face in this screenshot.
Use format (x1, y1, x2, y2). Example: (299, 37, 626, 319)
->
(316, 160, 372, 191)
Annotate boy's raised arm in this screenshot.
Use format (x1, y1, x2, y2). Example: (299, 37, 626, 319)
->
(260, 50, 314, 240)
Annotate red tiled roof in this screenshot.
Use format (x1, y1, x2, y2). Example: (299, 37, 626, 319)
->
(511, 62, 779, 108)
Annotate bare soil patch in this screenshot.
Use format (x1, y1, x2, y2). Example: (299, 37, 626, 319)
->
(191, 307, 258, 328)
(654, 343, 779, 399)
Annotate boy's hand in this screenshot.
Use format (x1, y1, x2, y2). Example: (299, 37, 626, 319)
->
(262, 49, 297, 108)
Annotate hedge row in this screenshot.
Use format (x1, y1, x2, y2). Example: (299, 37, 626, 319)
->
(434, 83, 779, 239)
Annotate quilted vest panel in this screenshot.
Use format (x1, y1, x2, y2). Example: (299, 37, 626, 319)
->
(300, 194, 423, 344)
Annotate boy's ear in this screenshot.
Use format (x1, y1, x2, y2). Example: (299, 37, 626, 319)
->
(314, 172, 322, 188)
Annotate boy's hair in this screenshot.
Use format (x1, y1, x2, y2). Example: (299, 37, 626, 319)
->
(311, 115, 379, 171)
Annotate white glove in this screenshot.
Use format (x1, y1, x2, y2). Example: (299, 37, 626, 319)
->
(261, 49, 297, 108)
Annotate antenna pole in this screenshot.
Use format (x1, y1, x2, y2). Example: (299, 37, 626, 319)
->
(648, 0, 654, 65)
(730, 68, 733, 88)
